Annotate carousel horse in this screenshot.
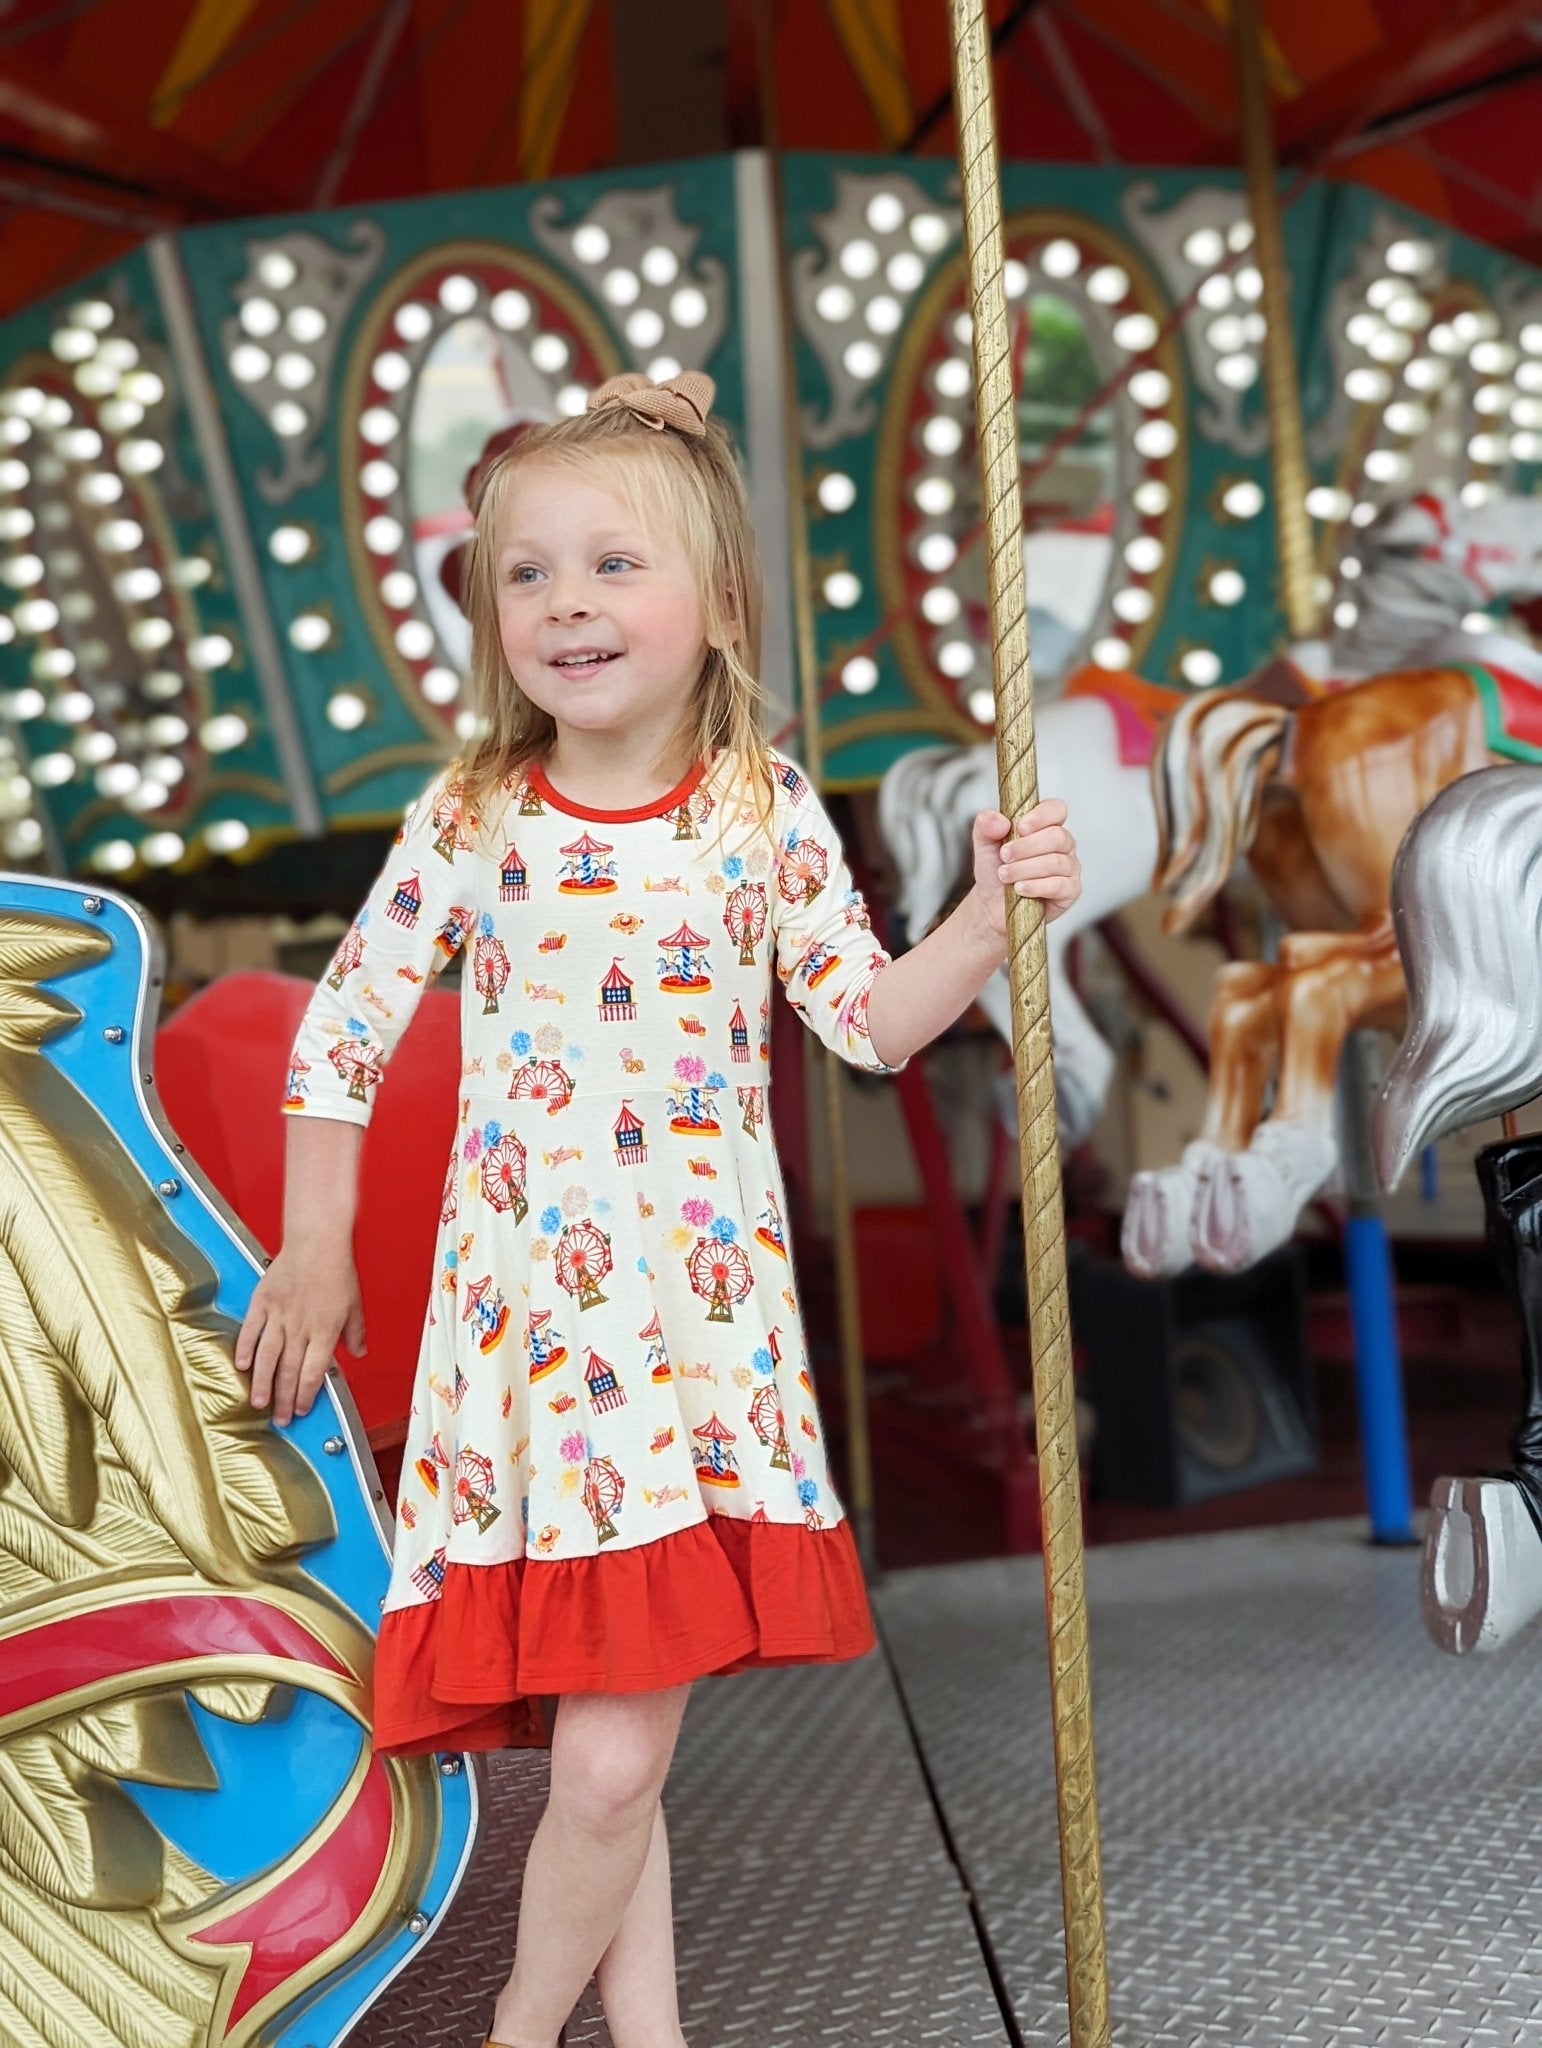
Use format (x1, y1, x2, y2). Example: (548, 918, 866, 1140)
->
(880, 491, 1542, 1148)
(1372, 765, 1542, 1653)
(1122, 490, 1542, 1277)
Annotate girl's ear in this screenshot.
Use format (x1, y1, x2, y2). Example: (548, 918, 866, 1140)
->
(708, 586, 740, 651)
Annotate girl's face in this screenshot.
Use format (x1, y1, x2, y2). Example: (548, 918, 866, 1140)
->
(493, 459, 709, 745)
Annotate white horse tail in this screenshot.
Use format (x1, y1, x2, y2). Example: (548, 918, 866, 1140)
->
(1153, 693, 1290, 933)
(877, 741, 997, 945)
(1374, 765, 1542, 1189)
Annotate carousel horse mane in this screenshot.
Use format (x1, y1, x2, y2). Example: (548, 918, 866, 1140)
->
(1153, 693, 1289, 933)
(1375, 763, 1542, 1188)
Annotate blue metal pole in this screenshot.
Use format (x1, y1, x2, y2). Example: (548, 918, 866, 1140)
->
(1338, 1031, 1416, 1544)
(1344, 1208, 1415, 1543)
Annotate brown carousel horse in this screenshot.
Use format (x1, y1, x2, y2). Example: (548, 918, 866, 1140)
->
(1122, 491, 1542, 1278)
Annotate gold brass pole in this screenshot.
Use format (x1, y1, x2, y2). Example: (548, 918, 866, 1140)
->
(753, 0, 878, 1571)
(1231, 0, 1318, 642)
(947, 4, 1110, 2042)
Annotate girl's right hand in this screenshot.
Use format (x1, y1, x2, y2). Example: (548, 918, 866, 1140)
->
(235, 1246, 367, 1427)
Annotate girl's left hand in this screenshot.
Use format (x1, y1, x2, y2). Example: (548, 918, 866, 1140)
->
(970, 798, 1081, 940)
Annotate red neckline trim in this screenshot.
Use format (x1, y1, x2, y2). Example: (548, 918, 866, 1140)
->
(527, 753, 709, 822)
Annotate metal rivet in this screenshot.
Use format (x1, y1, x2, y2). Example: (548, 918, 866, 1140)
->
(322, 1435, 345, 1455)
(437, 1754, 464, 1777)
(81, 895, 103, 914)
(407, 1911, 430, 1935)
(103, 1025, 125, 1044)
(157, 1176, 181, 1199)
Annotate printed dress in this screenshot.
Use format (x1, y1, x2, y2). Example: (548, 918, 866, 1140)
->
(283, 746, 903, 1755)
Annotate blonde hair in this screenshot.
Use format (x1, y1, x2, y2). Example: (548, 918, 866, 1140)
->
(451, 404, 777, 846)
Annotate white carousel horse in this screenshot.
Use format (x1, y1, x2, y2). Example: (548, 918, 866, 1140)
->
(1373, 765, 1542, 1654)
(879, 492, 1542, 1157)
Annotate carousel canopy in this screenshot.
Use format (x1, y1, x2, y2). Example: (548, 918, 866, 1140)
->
(0, 3, 1538, 891)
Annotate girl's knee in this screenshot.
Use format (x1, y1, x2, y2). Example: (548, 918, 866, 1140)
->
(549, 1689, 687, 1829)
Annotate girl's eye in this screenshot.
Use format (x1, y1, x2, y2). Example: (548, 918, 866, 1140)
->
(510, 565, 542, 585)
(599, 556, 634, 574)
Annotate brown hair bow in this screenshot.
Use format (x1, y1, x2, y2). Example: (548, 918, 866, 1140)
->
(587, 370, 715, 437)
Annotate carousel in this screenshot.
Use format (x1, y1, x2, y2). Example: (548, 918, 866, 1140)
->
(2, 4, 1542, 2046)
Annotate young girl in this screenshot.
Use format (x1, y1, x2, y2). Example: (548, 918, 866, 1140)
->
(237, 370, 1080, 2048)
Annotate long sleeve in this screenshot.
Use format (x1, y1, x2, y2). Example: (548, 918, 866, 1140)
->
(766, 752, 906, 1075)
(281, 767, 483, 1126)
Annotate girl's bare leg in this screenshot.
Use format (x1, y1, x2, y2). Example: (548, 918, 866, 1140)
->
(595, 1799, 686, 2048)
(488, 1684, 692, 2048)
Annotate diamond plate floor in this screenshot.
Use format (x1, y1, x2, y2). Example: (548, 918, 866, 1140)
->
(875, 1519, 1542, 2048)
(353, 1649, 1011, 2048)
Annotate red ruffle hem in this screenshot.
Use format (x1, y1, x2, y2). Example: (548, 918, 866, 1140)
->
(369, 1515, 877, 1755)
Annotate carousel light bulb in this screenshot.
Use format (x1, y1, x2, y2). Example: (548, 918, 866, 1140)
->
(839, 238, 879, 280)
(96, 517, 144, 552)
(822, 571, 861, 609)
(670, 286, 708, 328)
(438, 273, 480, 314)
(119, 438, 165, 474)
(1471, 340, 1518, 376)
(843, 339, 882, 379)
(396, 302, 435, 342)
(1344, 367, 1391, 404)
(1364, 448, 1410, 482)
(913, 476, 954, 515)
(1112, 587, 1154, 622)
(1333, 600, 1358, 629)
(818, 471, 858, 513)
(146, 713, 190, 745)
(51, 689, 93, 723)
(455, 707, 482, 741)
(1092, 636, 1132, 669)
(841, 655, 879, 694)
(15, 597, 58, 633)
(361, 460, 399, 498)
(1134, 479, 1172, 515)
(289, 613, 333, 652)
(1227, 220, 1255, 251)
(2, 553, 43, 588)
(363, 514, 403, 554)
(95, 760, 140, 798)
(1387, 238, 1436, 275)
(937, 638, 975, 678)
(1305, 486, 1352, 520)
(1128, 369, 1172, 409)
(371, 350, 410, 392)
(966, 686, 996, 724)
(275, 352, 317, 391)
(916, 533, 957, 573)
(1366, 278, 1399, 311)
(239, 298, 280, 339)
(816, 283, 854, 323)
(1208, 568, 1246, 606)
(1114, 311, 1159, 352)
(381, 570, 417, 608)
(1340, 555, 1361, 579)
(531, 333, 571, 371)
(99, 398, 144, 435)
(1405, 357, 1448, 392)
(92, 838, 137, 873)
(31, 750, 75, 786)
(1133, 418, 1179, 458)
(910, 212, 950, 253)
(1198, 274, 1234, 311)
(1473, 383, 1513, 417)
(189, 633, 234, 668)
(1087, 265, 1129, 305)
(646, 355, 681, 381)
(1182, 227, 1225, 268)
(258, 249, 298, 291)
(129, 616, 173, 650)
(1181, 647, 1222, 686)
(1467, 432, 1506, 464)
(1366, 328, 1412, 364)
(952, 312, 973, 346)
(269, 400, 309, 438)
(0, 457, 27, 490)
(865, 191, 905, 235)
(933, 357, 972, 399)
(921, 585, 960, 625)
(1125, 535, 1164, 574)
(34, 647, 74, 681)
(1221, 479, 1264, 519)
(327, 689, 368, 730)
(922, 415, 963, 457)
(71, 299, 114, 331)
(140, 831, 184, 866)
(201, 712, 250, 752)
(76, 730, 117, 764)
(171, 555, 212, 588)
(485, 290, 529, 333)
(0, 507, 32, 540)
(113, 567, 162, 603)
(1234, 268, 1263, 303)
(269, 523, 313, 563)
(571, 227, 610, 265)
(51, 326, 95, 363)
(1385, 294, 1430, 332)
(2, 685, 43, 717)
(603, 267, 640, 306)
(0, 418, 27, 448)
(422, 666, 460, 704)
(865, 295, 903, 334)
(288, 305, 327, 344)
(74, 359, 118, 397)
(1513, 398, 1542, 429)
(396, 618, 434, 659)
(360, 407, 399, 445)
(80, 471, 123, 504)
(1003, 260, 1029, 299)
(206, 818, 251, 853)
(887, 250, 924, 292)
(1517, 362, 1542, 394)
(1040, 238, 1079, 279)
(641, 245, 679, 285)
(1461, 479, 1497, 507)
(1346, 312, 1381, 348)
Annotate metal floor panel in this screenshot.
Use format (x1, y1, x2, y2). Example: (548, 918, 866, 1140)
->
(874, 1519, 1542, 2048)
(354, 1652, 1011, 2048)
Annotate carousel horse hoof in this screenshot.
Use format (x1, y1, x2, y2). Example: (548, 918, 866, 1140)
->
(1121, 1142, 1220, 1278)
(1190, 1119, 1337, 1274)
(1422, 1475, 1542, 1655)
